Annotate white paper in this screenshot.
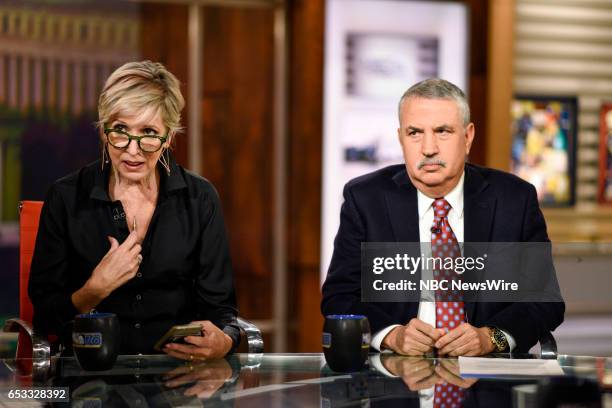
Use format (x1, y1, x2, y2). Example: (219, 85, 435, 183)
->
(458, 356, 564, 377)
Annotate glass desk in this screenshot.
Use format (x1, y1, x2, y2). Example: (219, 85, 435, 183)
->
(1, 353, 611, 407)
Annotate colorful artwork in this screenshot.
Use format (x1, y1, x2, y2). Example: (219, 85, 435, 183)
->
(510, 96, 577, 206)
(599, 103, 612, 204)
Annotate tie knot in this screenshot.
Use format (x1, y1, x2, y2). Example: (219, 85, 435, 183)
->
(433, 198, 451, 218)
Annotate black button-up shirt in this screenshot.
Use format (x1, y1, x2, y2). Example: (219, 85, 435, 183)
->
(28, 156, 240, 354)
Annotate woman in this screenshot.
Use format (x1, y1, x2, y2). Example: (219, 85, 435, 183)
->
(28, 61, 239, 359)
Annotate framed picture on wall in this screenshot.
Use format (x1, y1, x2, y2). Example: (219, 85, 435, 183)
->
(599, 102, 612, 204)
(510, 96, 577, 207)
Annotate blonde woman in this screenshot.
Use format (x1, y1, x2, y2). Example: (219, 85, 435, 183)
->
(29, 61, 239, 359)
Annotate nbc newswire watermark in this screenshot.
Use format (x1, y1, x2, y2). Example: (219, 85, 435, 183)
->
(361, 242, 563, 302)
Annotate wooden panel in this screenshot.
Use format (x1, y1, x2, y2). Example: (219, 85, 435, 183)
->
(141, 3, 276, 342)
(286, 0, 325, 352)
(139, 3, 189, 167)
(462, 0, 489, 166)
(486, 0, 515, 172)
(199, 6, 275, 325)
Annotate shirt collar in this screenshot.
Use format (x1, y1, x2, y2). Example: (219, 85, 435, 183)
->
(89, 151, 187, 202)
(417, 171, 465, 220)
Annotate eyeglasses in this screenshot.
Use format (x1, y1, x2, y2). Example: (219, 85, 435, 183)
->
(104, 128, 167, 153)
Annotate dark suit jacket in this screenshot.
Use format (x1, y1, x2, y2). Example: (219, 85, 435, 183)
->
(321, 163, 565, 353)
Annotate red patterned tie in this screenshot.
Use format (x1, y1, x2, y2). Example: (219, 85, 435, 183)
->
(431, 198, 465, 408)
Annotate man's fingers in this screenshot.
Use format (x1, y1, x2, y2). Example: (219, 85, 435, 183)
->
(400, 358, 432, 374)
(439, 333, 471, 355)
(409, 365, 436, 384)
(439, 359, 460, 376)
(402, 339, 430, 355)
(406, 326, 435, 347)
(435, 365, 468, 388)
(415, 372, 443, 389)
(410, 319, 442, 341)
(448, 339, 481, 357)
(435, 323, 468, 349)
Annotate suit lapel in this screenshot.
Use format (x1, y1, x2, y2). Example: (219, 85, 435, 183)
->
(386, 169, 420, 243)
(385, 169, 421, 319)
(464, 164, 495, 243)
(463, 164, 496, 322)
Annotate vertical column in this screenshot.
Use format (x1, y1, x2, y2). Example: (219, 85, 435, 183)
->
(188, 4, 202, 174)
(0, 54, 5, 104)
(86, 61, 97, 111)
(272, 2, 288, 353)
(101, 63, 111, 88)
(72, 61, 83, 115)
(47, 59, 57, 109)
(8, 55, 18, 109)
(20, 56, 30, 111)
(486, 0, 516, 171)
(58, 60, 69, 112)
(33, 57, 43, 110)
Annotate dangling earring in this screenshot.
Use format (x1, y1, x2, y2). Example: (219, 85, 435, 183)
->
(159, 148, 171, 175)
(101, 144, 110, 171)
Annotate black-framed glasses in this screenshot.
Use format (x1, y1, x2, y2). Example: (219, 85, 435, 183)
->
(104, 128, 167, 153)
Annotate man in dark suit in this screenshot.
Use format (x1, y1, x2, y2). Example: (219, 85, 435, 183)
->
(321, 78, 564, 356)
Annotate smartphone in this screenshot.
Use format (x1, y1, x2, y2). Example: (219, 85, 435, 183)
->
(154, 324, 203, 351)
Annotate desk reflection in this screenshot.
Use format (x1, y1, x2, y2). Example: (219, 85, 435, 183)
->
(0, 353, 608, 407)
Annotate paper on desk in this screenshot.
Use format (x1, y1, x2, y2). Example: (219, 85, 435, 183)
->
(458, 356, 564, 377)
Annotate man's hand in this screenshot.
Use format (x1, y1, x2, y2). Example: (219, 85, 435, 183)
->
(434, 323, 495, 356)
(381, 356, 442, 391)
(434, 359, 478, 389)
(163, 321, 233, 360)
(382, 318, 445, 356)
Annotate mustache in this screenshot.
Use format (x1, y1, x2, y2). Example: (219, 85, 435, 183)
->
(417, 158, 447, 169)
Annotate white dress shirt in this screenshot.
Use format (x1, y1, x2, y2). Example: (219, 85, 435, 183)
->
(370, 172, 516, 352)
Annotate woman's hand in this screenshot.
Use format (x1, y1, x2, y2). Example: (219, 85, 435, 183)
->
(71, 229, 142, 312)
(163, 321, 233, 361)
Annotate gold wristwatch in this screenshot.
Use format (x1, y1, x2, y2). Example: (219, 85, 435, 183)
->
(489, 327, 509, 352)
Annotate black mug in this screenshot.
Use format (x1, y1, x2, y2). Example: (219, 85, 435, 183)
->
(322, 315, 371, 372)
(72, 313, 120, 371)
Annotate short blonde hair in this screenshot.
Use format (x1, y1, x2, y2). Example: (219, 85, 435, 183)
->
(97, 60, 185, 137)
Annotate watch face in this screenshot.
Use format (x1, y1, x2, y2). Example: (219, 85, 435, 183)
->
(493, 329, 508, 348)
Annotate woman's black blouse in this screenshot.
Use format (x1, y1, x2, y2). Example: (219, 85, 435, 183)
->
(28, 156, 240, 353)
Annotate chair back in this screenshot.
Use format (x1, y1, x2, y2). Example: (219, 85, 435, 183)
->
(15, 200, 44, 365)
(19, 200, 43, 325)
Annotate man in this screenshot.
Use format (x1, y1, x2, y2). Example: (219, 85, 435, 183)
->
(321, 78, 564, 356)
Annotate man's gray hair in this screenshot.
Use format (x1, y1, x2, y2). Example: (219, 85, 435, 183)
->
(398, 78, 470, 126)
